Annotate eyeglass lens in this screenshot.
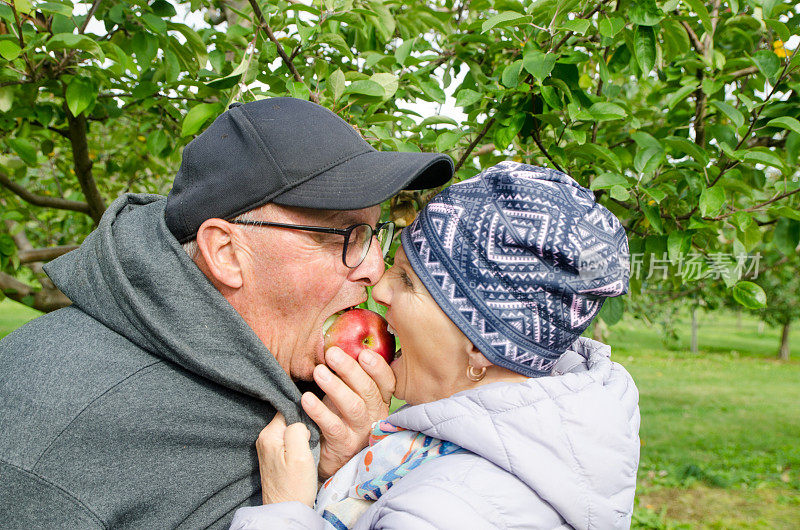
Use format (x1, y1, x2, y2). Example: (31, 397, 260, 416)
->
(344, 224, 395, 268)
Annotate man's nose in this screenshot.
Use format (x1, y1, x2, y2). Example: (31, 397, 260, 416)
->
(350, 236, 385, 285)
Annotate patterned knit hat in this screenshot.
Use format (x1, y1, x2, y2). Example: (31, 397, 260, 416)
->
(401, 161, 630, 378)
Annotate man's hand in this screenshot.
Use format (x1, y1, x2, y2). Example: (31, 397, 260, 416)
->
(256, 413, 318, 507)
(301, 346, 395, 480)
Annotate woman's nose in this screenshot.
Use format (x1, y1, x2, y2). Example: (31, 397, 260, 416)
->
(371, 273, 391, 306)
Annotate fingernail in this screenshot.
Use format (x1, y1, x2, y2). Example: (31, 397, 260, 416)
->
(316, 366, 331, 382)
(301, 393, 314, 408)
(328, 348, 342, 364)
(361, 350, 376, 366)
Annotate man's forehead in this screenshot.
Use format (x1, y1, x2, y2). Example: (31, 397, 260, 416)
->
(302, 206, 379, 226)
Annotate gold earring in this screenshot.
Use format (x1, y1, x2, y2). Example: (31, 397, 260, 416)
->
(466, 365, 487, 382)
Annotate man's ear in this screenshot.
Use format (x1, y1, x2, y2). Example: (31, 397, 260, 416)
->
(195, 218, 244, 289)
(465, 342, 493, 369)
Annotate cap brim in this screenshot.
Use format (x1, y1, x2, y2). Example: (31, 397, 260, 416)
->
(272, 150, 453, 210)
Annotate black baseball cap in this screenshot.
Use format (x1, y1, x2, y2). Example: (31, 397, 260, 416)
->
(165, 97, 454, 243)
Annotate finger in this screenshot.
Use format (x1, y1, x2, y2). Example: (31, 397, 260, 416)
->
(357, 349, 396, 405)
(313, 362, 368, 426)
(256, 412, 287, 450)
(284, 423, 313, 463)
(324, 347, 385, 410)
(301, 391, 348, 442)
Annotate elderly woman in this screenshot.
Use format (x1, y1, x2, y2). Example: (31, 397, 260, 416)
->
(231, 162, 640, 529)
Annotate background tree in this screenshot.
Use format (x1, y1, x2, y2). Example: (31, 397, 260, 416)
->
(1, 0, 798, 315)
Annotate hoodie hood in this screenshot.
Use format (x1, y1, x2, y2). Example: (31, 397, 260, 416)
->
(388, 337, 640, 529)
(43, 194, 310, 429)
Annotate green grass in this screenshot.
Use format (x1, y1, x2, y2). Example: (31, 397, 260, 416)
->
(2, 300, 798, 527)
(0, 298, 42, 339)
(606, 311, 800, 528)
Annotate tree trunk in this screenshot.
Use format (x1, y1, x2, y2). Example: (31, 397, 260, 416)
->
(779, 322, 791, 361)
(592, 318, 607, 342)
(691, 307, 699, 354)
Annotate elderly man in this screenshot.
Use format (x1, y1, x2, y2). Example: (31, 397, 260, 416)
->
(0, 98, 453, 529)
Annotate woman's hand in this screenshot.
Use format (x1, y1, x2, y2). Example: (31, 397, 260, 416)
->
(301, 347, 395, 480)
(256, 413, 318, 508)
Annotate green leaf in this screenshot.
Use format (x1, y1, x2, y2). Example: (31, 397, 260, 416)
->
(482, 11, 529, 33)
(38, 2, 73, 16)
(741, 149, 785, 171)
(0, 40, 20, 61)
(589, 102, 626, 121)
(501, 59, 524, 88)
(346, 80, 385, 97)
(569, 143, 622, 171)
(181, 103, 220, 137)
(522, 51, 556, 83)
(590, 172, 628, 190)
(435, 131, 461, 151)
(7, 137, 37, 165)
(771, 205, 800, 222)
(12, 0, 32, 13)
(319, 32, 353, 59)
(610, 185, 630, 201)
(766, 116, 800, 137)
(642, 204, 664, 234)
(47, 33, 105, 61)
(0, 86, 13, 112)
(66, 77, 96, 117)
(540, 85, 561, 109)
(150, 0, 177, 17)
(598, 296, 624, 326)
(732, 281, 766, 309)
(146, 129, 168, 156)
(666, 81, 700, 110)
(329, 69, 345, 101)
(630, 0, 664, 26)
(642, 187, 667, 203)
(395, 39, 414, 66)
(418, 115, 459, 128)
(699, 185, 725, 216)
(710, 100, 744, 129)
(598, 16, 625, 38)
(287, 81, 311, 100)
(559, 19, 591, 35)
(752, 50, 780, 83)
(765, 19, 789, 43)
(370, 73, 398, 99)
(455, 88, 481, 107)
(683, 0, 712, 35)
(633, 25, 656, 75)
(667, 231, 692, 263)
(142, 12, 167, 34)
(774, 218, 800, 255)
(418, 79, 446, 104)
(665, 136, 708, 165)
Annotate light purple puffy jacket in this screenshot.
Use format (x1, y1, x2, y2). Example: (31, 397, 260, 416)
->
(231, 337, 640, 529)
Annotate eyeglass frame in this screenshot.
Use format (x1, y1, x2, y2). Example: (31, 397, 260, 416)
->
(228, 219, 395, 269)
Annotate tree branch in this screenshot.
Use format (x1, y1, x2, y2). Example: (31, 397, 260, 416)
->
(727, 66, 758, 80)
(78, 0, 102, 34)
(531, 129, 564, 173)
(454, 116, 496, 172)
(65, 110, 105, 223)
(18, 246, 79, 263)
(247, 0, 319, 104)
(680, 19, 704, 53)
(0, 172, 92, 214)
(0, 271, 71, 312)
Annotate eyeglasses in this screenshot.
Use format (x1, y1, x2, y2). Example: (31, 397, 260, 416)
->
(229, 219, 395, 268)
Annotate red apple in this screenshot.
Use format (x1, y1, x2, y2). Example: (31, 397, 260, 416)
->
(323, 308, 396, 364)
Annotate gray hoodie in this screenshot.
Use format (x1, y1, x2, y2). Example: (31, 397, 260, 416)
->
(230, 337, 640, 529)
(0, 194, 318, 529)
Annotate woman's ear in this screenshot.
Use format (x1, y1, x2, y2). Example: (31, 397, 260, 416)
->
(195, 219, 244, 289)
(465, 343, 493, 369)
